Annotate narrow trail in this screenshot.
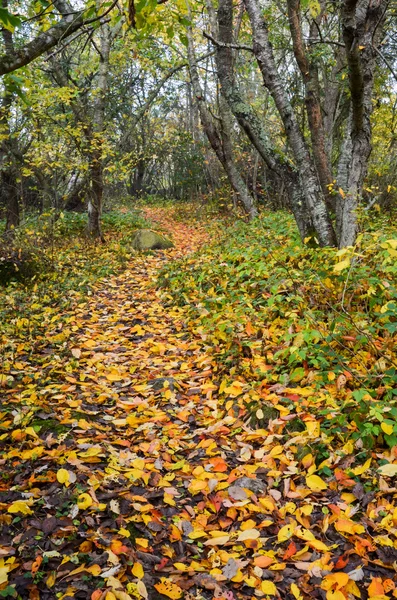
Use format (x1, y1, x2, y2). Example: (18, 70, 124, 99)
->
(2, 209, 395, 600)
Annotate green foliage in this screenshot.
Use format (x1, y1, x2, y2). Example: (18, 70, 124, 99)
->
(160, 211, 397, 447)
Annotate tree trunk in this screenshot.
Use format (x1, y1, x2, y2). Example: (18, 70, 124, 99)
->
(186, 28, 258, 219)
(214, 0, 315, 240)
(1, 11, 19, 234)
(286, 0, 335, 210)
(3, 167, 19, 232)
(244, 0, 337, 247)
(337, 0, 387, 247)
(87, 21, 111, 241)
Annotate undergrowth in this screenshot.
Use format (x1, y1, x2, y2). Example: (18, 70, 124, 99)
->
(0, 208, 150, 364)
(160, 211, 397, 450)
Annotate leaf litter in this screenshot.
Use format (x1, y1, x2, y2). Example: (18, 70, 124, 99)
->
(0, 208, 397, 599)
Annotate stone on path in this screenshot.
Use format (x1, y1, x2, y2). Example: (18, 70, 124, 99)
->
(132, 229, 174, 251)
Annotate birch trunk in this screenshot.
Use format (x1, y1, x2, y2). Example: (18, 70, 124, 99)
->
(214, 0, 316, 240)
(338, 0, 387, 247)
(187, 29, 258, 219)
(244, 0, 337, 247)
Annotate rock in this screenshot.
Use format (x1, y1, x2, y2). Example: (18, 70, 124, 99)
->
(233, 476, 266, 494)
(132, 229, 174, 251)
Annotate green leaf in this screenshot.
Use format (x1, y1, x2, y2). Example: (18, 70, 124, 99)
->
(0, 7, 21, 32)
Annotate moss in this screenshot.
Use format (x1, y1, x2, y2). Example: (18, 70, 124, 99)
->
(132, 230, 174, 251)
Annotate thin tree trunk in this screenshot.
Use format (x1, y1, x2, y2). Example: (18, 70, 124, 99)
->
(214, 0, 316, 240)
(286, 0, 334, 210)
(244, 0, 337, 247)
(87, 21, 111, 240)
(338, 0, 387, 247)
(186, 28, 258, 219)
(1, 3, 19, 234)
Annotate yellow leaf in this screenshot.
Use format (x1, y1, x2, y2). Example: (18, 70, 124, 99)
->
(326, 592, 347, 600)
(203, 535, 230, 546)
(77, 493, 93, 510)
(106, 372, 123, 382)
(0, 561, 8, 585)
(25, 426, 39, 438)
(277, 522, 296, 543)
(46, 571, 56, 587)
(8, 500, 33, 515)
(113, 592, 134, 600)
(352, 457, 372, 475)
(87, 564, 101, 576)
(261, 580, 277, 595)
(173, 562, 189, 571)
(306, 474, 327, 491)
(56, 468, 70, 485)
(321, 572, 349, 591)
(132, 562, 144, 579)
(154, 578, 183, 599)
(223, 381, 244, 396)
(188, 479, 207, 493)
(119, 528, 131, 538)
(381, 422, 393, 436)
(164, 493, 176, 506)
(135, 538, 148, 548)
(237, 528, 260, 541)
(291, 583, 303, 600)
(335, 518, 364, 535)
(378, 463, 397, 477)
(333, 259, 350, 273)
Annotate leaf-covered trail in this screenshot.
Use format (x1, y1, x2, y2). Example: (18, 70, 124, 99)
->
(2, 209, 397, 600)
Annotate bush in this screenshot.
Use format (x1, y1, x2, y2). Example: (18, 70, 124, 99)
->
(159, 211, 397, 448)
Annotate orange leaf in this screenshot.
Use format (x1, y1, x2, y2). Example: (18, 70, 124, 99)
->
(154, 578, 183, 599)
(368, 578, 385, 598)
(254, 555, 274, 568)
(111, 539, 128, 554)
(321, 572, 349, 591)
(31, 555, 43, 574)
(209, 457, 228, 472)
(283, 541, 297, 560)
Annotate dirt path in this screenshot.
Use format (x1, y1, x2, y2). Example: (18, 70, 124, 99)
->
(1, 209, 233, 599)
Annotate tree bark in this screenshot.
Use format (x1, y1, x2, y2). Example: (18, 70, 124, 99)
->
(187, 28, 258, 219)
(286, 0, 334, 209)
(243, 0, 337, 247)
(214, 0, 316, 240)
(1, 2, 19, 233)
(0, 5, 86, 75)
(87, 16, 116, 240)
(338, 0, 387, 247)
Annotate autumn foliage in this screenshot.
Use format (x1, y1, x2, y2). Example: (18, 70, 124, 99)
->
(0, 207, 397, 600)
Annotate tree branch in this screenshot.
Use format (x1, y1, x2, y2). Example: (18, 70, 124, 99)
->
(0, 0, 118, 75)
(203, 30, 253, 52)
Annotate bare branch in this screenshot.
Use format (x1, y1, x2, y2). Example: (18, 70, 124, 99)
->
(203, 30, 253, 52)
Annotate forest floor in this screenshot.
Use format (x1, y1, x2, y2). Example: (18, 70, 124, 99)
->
(1, 207, 397, 600)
